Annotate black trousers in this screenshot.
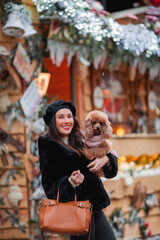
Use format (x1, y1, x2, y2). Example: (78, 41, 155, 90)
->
(70, 210, 116, 240)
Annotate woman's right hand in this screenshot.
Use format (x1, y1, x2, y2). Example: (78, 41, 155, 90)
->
(70, 170, 84, 185)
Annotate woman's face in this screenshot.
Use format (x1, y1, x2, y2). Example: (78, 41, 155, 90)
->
(56, 108, 74, 138)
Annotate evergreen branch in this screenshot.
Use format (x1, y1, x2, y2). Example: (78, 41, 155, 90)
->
(0, 197, 5, 205)
(5, 209, 26, 233)
(5, 170, 23, 185)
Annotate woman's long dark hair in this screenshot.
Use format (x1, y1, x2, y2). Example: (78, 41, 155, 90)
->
(47, 114, 84, 154)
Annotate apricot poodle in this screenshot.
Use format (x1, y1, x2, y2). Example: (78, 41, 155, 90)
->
(83, 110, 113, 160)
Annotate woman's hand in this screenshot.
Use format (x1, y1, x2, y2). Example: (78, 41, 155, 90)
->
(87, 155, 110, 173)
(70, 170, 84, 185)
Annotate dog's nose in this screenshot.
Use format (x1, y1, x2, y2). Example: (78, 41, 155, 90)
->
(97, 126, 100, 130)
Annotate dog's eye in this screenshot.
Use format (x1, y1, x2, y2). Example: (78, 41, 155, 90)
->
(92, 121, 97, 124)
(100, 122, 103, 125)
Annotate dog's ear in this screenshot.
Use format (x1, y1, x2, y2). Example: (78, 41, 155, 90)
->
(102, 121, 113, 139)
(84, 118, 94, 138)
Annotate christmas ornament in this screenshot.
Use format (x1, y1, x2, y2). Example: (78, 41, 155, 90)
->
(0, 47, 10, 56)
(2, 3, 37, 38)
(8, 184, 23, 209)
(31, 118, 45, 134)
(150, 0, 160, 7)
(2, 3, 25, 37)
(0, 93, 11, 113)
(20, 6, 37, 37)
(138, 218, 152, 239)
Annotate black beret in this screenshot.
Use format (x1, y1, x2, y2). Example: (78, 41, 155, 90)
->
(43, 100, 76, 126)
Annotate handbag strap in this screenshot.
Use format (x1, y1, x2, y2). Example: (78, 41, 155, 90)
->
(57, 188, 77, 203)
(56, 189, 77, 204)
(41, 231, 44, 240)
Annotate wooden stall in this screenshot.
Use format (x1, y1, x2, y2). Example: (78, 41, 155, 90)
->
(0, 89, 30, 239)
(102, 134, 160, 239)
(104, 175, 160, 238)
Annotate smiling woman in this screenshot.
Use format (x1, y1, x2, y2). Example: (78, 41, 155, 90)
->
(38, 99, 118, 240)
(56, 108, 74, 138)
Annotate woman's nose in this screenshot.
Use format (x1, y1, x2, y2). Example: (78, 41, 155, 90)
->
(64, 117, 70, 122)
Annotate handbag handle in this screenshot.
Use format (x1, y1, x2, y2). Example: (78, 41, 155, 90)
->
(56, 189, 77, 204)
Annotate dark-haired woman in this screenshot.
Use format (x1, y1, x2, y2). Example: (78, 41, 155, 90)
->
(38, 100, 118, 240)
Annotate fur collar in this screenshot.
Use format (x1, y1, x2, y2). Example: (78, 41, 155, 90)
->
(38, 135, 76, 156)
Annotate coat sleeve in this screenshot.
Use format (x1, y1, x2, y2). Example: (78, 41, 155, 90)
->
(39, 149, 78, 202)
(102, 152, 118, 178)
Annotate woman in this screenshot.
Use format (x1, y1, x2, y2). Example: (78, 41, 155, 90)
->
(38, 100, 118, 240)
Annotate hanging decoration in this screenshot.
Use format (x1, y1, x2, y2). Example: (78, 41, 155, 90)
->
(118, 153, 160, 169)
(150, 0, 160, 7)
(0, 68, 16, 90)
(109, 208, 126, 238)
(0, 127, 26, 153)
(138, 218, 152, 239)
(3, 101, 23, 131)
(145, 15, 160, 35)
(4, 209, 26, 233)
(35, 72, 51, 97)
(20, 80, 41, 118)
(2, 3, 25, 37)
(13, 43, 33, 83)
(129, 181, 147, 225)
(0, 93, 11, 113)
(33, 0, 160, 69)
(144, 194, 156, 215)
(31, 118, 45, 134)
(8, 184, 23, 211)
(2, 2, 37, 38)
(117, 153, 160, 186)
(0, 142, 9, 166)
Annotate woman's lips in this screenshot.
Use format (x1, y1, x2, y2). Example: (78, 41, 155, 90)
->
(62, 125, 70, 130)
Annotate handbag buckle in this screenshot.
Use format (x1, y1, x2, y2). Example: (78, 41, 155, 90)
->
(48, 201, 55, 206)
(79, 202, 85, 208)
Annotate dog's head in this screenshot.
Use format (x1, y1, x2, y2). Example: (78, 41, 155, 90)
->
(84, 110, 112, 138)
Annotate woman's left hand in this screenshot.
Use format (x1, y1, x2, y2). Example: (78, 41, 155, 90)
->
(87, 155, 109, 173)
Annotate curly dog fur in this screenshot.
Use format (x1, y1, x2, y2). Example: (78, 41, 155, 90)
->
(83, 110, 113, 160)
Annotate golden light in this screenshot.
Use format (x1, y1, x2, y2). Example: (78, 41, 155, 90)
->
(116, 127, 125, 136)
(35, 73, 51, 97)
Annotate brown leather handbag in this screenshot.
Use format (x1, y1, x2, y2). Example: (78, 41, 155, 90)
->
(39, 190, 92, 239)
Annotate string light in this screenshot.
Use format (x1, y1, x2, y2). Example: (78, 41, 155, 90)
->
(33, 0, 159, 61)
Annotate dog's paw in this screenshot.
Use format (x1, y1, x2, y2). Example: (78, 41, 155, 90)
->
(83, 147, 94, 159)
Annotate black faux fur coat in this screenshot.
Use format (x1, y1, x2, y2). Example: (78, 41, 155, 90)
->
(38, 135, 118, 211)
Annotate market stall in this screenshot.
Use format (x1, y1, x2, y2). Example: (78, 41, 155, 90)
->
(0, 0, 160, 240)
(103, 134, 160, 239)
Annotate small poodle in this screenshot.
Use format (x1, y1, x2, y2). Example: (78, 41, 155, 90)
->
(83, 110, 113, 160)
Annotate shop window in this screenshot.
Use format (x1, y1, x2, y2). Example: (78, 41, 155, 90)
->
(102, 69, 131, 134)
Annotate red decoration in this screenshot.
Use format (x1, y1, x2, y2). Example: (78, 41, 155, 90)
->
(150, 0, 160, 7)
(147, 229, 152, 237)
(144, 221, 149, 228)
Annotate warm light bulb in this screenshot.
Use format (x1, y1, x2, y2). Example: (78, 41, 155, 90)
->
(116, 128, 125, 136)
